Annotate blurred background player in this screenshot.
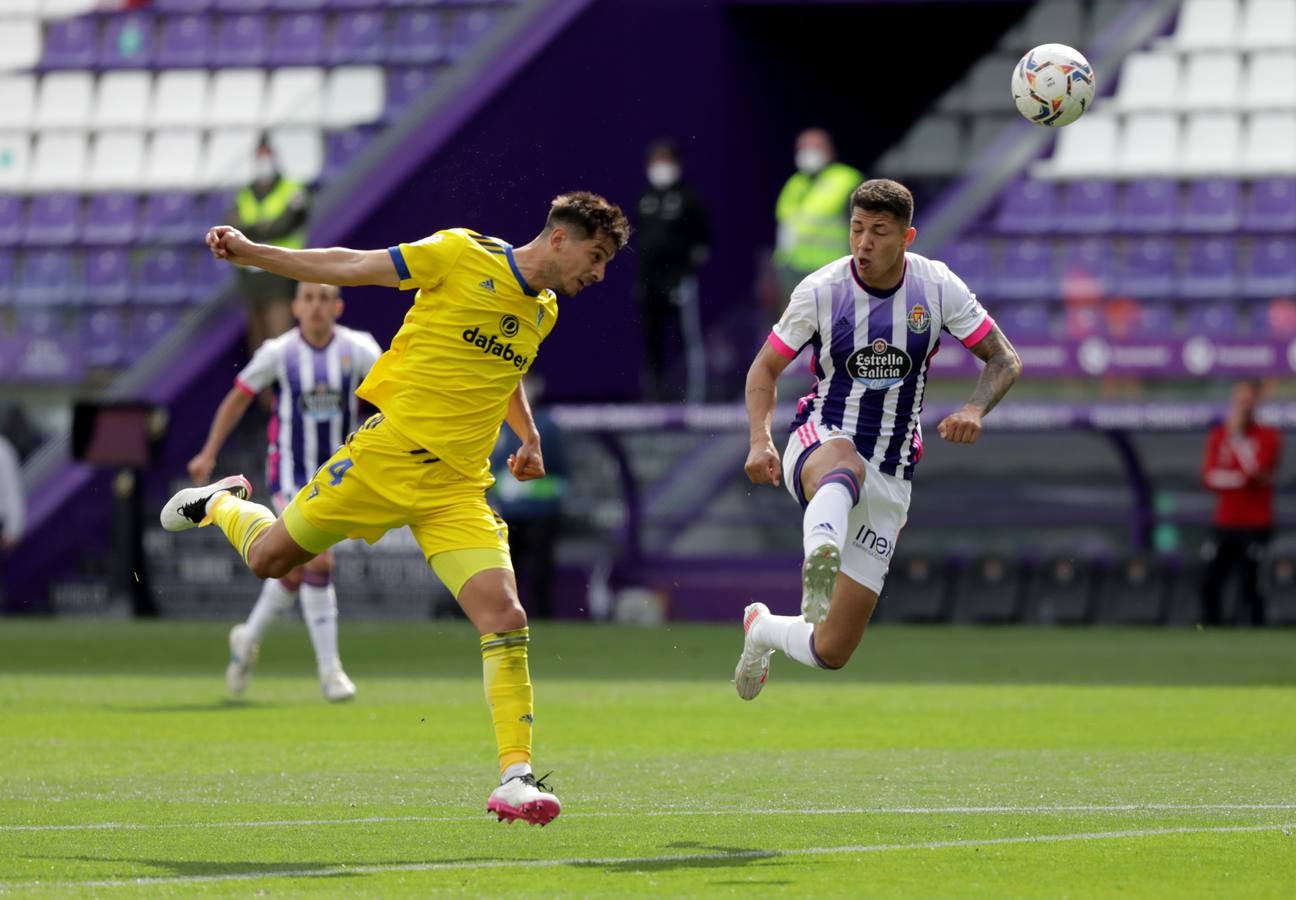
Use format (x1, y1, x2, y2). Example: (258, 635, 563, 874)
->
(162, 192, 631, 826)
(188, 282, 381, 700)
(736, 179, 1022, 698)
(1200, 379, 1281, 626)
(633, 138, 711, 402)
(229, 135, 313, 356)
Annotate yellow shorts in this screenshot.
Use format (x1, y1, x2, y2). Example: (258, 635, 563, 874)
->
(281, 413, 512, 596)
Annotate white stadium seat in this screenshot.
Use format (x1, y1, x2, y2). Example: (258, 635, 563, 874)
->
(960, 54, 1018, 114)
(0, 131, 31, 190)
(1243, 52, 1296, 111)
(27, 131, 87, 190)
(1172, 0, 1239, 50)
(878, 118, 963, 177)
(152, 70, 209, 129)
(0, 0, 42, 16)
(39, 0, 96, 17)
(325, 66, 385, 128)
(0, 19, 41, 72)
(268, 126, 323, 183)
(1241, 112, 1296, 175)
(1239, 0, 1296, 50)
(207, 69, 266, 128)
(0, 74, 36, 129)
(203, 128, 259, 188)
(1113, 52, 1179, 111)
(1117, 113, 1179, 177)
(144, 130, 203, 189)
(87, 131, 146, 189)
(1181, 52, 1241, 111)
(1034, 113, 1119, 179)
(94, 71, 152, 129)
(264, 67, 324, 126)
(35, 71, 93, 129)
(1179, 112, 1242, 175)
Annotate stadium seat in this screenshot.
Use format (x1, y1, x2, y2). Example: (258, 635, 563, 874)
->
(951, 556, 1026, 623)
(1242, 51, 1296, 111)
(215, 0, 269, 10)
(0, 75, 37, 129)
(1177, 177, 1242, 232)
(21, 193, 81, 245)
(1174, 236, 1238, 299)
(328, 12, 387, 65)
(0, 196, 21, 246)
(27, 133, 88, 191)
(144, 131, 204, 189)
(332, 0, 384, 8)
(154, 15, 212, 68)
(4, 18, 47, 70)
(83, 248, 131, 306)
(87, 132, 147, 190)
(1239, 0, 1296, 50)
(265, 67, 324, 125)
(878, 555, 951, 623)
(993, 179, 1055, 234)
(208, 69, 266, 127)
(322, 126, 374, 181)
(1241, 113, 1296, 175)
(1117, 298, 1176, 336)
(881, 118, 963, 178)
(35, 72, 95, 129)
(956, 53, 1018, 114)
(1179, 112, 1242, 177)
(134, 248, 191, 305)
(213, 14, 270, 68)
(941, 239, 991, 291)
(138, 192, 200, 244)
(325, 66, 385, 128)
(1059, 237, 1113, 297)
(83, 309, 130, 368)
(1241, 238, 1296, 299)
(1117, 113, 1179, 177)
(1170, 0, 1239, 50)
(272, 0, 326, 9)
(152, 70, 210, 128)
(1034, 114, 1118, 178)
(1057, 180, 1116, 234)
(41, 0, 98, 16)
(1185, 300, 1238, 334)
(154, 0, 212, 11)
(1028, 557, 1097, 624)
(388, 11, 447, 65)
(132, 308, 179, 362)
(1114, 237, 1176, 298)
(0, 132, 31, 191)
(1114, 52, 1179, 112)
(997, 300, 1053, 336)
(0, 249, 14, 302)
(1095, 556, 1169, 624)
(383, 66, 436, 122)
(93, 71, 152, 128)
(82, 193, 139, 245)
(994, 238, 1059, 301)
(1243, 178, 1296, 231)
(267, 126, 323, 183)
(204, 190, 235, 227)
(99, 12, 154, 69)
(16, 248, 81, 306)
(202, 128, 259, 188)
(270, 13, 327, 66)
(1180, 52, 1241, 111)
(1119, 179, 1177, 233)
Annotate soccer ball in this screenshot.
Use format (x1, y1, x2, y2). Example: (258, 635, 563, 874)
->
(1011, 43, 1095, 127)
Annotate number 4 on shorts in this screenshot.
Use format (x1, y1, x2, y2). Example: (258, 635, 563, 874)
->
(327, 459, 354, 486)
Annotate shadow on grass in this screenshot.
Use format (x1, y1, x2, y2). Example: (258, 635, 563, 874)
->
(574, 841, 785, 873)
(103, 699, 285, 714)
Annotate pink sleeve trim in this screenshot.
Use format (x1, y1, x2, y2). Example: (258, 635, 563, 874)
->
(234, 378, 257, 397)
(960, 315, 995, 349)
(768, 331, 797, 360)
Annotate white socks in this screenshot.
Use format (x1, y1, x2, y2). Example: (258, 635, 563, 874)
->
(802, 468, 861, 559)
(300, 580, 340, 675)
(501, 762, 533, 783)
(244, 578, 297, 645)
(751, 613, 820, 668)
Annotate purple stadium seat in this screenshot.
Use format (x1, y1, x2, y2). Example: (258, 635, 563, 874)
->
(1117, 300, 1176, 337)
(190, 247, 233, 298)
(1243, 179, 1296, 233)
(99, 13, 154, 69)
(132, 308, 179, 361)
(1059, 238, 1112, 298)
(1178, 178, 1241, 233)
(447, 10, 496, 60)
(1114, 238, 1176, 299)
(139, 193, 201, 244)
(42, 18, 97, 69)
(205, 191, 236, 228)
(994, 238, 1059, 301)
(0, 249, 14, 300)
(384, 67, 436, 121)
(154, 15, 213, 68)
(83, 193, 140, 246)
(322, 127, 374, 181)
(1175, 237, 1238, 300)
(996, 301, 1052, 336)
(328, 11, 387, 65)
(388, 12, 446, 65)
(271, 0, 326, 9)
(1241, 238, 1296, 300)
(213, 14, 269, 67)
(1057, 180, 1116, 234)
(270, 13, 327, 66)
(332, 0, 384, 8)
(16, 249, 81, 306)
(21, 194, 81, 246)
(84, 248, 132, 306)
(215, 0, 269, 10)
(134, 249, 191, 305)
(939, 239, 991, 291)
(154, 0, 212, 11)
(84, 309, 130, 368)
(993, 179, 1055, 234)
(0, 196, 22, 247)
(1119, 179, 1177, 233)
(1185, 301, 1238, 335)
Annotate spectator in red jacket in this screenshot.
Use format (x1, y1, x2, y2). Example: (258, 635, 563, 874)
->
(1200, 379, 1281, 625)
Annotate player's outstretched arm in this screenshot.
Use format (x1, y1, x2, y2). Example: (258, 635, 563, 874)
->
(744, 342, 793, 486)
(206, 226, 401, 288)
(504, 381, 546, 482)
(937, 324, 1023, 445)
(188, 386, 255, 483)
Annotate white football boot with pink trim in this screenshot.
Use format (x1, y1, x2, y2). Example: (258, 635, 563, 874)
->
(734, 602, 774, 700)
(487, 773, 561, 826)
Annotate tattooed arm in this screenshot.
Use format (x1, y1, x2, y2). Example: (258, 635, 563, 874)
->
(937, 324, 1023, 444)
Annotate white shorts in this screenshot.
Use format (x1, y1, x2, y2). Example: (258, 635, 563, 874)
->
(782, 430, 912, 595)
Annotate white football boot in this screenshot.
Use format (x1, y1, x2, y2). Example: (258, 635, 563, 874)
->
(225, 624, 259, 697)
(320, 665, 357, 702)
(734, 602, 774, 701)
(801, 543, 840, 625)
(487, 773, 561, 826)
(160, 474, 253, 532)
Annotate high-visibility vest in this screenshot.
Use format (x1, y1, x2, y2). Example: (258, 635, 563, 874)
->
(236, 178, 307, 249)
(774, 162, 862, 274)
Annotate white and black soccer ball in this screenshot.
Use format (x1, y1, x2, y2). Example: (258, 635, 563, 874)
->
(1011, 43, 1095, 128)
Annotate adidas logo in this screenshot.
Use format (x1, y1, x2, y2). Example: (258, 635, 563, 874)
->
(816, 523, 836, 533)
(479, 278, 496, 293)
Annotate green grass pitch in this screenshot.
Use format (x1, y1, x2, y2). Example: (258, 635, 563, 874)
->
(0, 619, 1293, 897)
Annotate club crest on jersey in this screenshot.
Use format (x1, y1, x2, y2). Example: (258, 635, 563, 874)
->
(907, 304, 930, 333)
(845, 339, 912, 390)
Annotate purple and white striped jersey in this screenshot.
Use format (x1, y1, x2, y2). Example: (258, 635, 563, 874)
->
(770, 252, 994, 481)
(236, 326, 383, 496)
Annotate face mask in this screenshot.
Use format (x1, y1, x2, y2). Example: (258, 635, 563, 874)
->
(647, 162, 680, 190)
(796, 148, 828, 175)
(253, 157, 278, 181)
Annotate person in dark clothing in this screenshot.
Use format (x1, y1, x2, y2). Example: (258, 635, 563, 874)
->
(1200, 379, 1281, 626)
(633, 139, 711, 402)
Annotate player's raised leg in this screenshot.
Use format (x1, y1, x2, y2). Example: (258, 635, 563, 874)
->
(796, 438, 865, 624)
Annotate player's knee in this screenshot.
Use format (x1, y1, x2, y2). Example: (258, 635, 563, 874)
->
(812, 634, 857, 670)
(277, 567, 304, 592)
(483, 599, 527, 635)
(247, 542, 292, 580)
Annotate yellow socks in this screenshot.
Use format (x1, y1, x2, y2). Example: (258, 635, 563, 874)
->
(206, 492, 276, 568)
(480, 627, 533, 774)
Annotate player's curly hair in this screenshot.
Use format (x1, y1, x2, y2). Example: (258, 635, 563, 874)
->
(850, 179, 914, 228)
(546, 191, 632, 250)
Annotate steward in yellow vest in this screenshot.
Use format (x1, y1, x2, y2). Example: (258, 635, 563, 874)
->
(774, 129, 862, 298)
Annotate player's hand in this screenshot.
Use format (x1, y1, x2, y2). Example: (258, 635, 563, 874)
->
(206, 225, 256, 264)
(937, 404, 983, 444)
(188, 452, 216, 484)
(744, 438, 782, 486)
(508, 441, 546, 482)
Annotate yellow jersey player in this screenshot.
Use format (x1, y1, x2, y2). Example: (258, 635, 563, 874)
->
(161, 192, 631, 826)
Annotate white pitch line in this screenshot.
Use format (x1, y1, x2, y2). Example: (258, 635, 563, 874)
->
(6, 822, 1293, 891)
(2, 804, 1295, 833)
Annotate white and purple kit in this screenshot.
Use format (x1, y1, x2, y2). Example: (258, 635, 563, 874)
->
(769, 252, 994, 592)
(235, 326, 383, 509)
